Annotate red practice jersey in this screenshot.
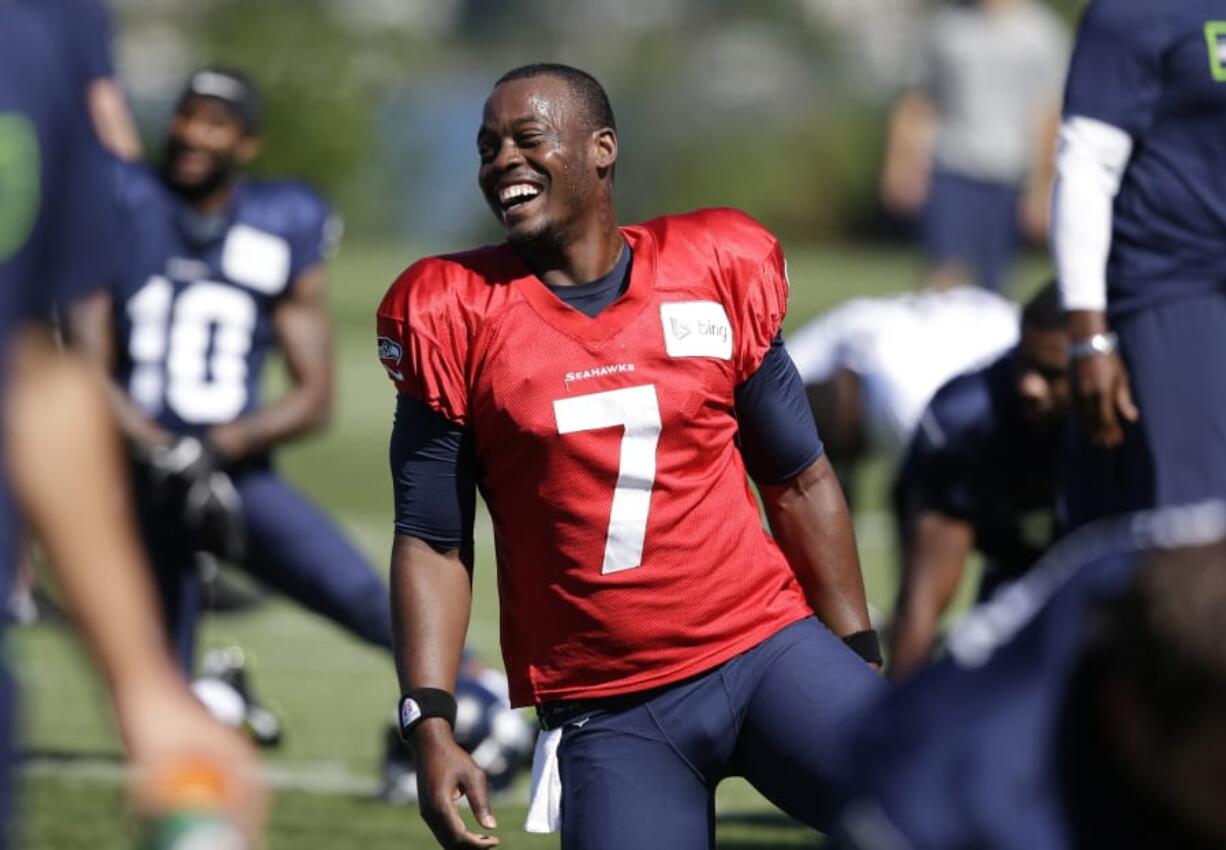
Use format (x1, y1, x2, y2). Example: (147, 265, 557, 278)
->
(377, 208, 814, 707)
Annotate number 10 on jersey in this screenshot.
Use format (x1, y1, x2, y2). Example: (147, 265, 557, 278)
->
(553, 385, 662, 574)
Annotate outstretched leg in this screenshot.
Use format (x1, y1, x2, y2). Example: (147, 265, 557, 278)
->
(731, 617, 887, 831)
(235, 469, 392, 649)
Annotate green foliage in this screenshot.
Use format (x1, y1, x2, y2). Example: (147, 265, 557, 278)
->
(655, 108, 886, 242)
(191, 0, 377, 230)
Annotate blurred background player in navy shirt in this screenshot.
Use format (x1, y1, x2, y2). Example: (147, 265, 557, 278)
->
(0, 3, 262, 845)
(888, 281, 1070, 680)
(1054, 0, 1226, 525)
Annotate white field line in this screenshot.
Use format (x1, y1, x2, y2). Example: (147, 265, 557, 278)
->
(21, 757, 381, 797)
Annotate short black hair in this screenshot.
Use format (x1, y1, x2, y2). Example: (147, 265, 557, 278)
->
(1021, 279, 1064, 332)
(494, 63, 616, 133)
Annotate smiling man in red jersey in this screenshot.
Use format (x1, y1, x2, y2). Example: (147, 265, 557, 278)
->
(377, 63, 886, 850)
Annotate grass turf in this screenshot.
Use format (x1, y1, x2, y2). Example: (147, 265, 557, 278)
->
(10, 240, 1049, 849)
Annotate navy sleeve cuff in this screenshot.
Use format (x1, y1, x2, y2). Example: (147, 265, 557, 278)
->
(390, 394, 476, 550)
(734, 335, 825, 485)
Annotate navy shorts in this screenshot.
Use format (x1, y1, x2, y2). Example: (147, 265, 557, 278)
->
(922, 169, 1020, 293)
(1062, 293, 1226, 527)
(133, 464, 392, 670)
(552, 617, 887, 850)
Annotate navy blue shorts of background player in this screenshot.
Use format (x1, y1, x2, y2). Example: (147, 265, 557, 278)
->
(895, 351, 1061, 598)
(922, 169, 1018, 293)
(132, 458, 392, 669)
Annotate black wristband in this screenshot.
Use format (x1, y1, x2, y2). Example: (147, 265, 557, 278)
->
(397, 688, 458, 742)
(842, 629, 883, 666)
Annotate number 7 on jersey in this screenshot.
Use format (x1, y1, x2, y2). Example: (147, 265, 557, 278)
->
(553, 385, 661, 574)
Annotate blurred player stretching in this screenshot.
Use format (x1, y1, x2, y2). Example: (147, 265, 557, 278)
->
(68, 67, 394, 671)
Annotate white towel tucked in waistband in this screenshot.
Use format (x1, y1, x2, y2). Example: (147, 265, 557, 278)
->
(524, 727, 563, 833)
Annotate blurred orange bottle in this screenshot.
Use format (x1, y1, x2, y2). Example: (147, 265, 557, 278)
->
(140, 759, 246, 850)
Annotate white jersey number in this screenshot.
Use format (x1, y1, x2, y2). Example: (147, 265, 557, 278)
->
(553, 384, 662, 574)
(126, 276, 258, 424)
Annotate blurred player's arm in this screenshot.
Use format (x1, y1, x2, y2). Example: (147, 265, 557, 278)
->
(880, 92, 936, 215)
(739, 340, 876, 650)
(388, 394, 497, 849)
(87, 77, 141, 160)
(3, 326, 264, 838)
(1052, 116, 1138, 447)
(208, 263, 333, 461)
(1019, 101, 1062, 244)
(70, 0, 142, 160)
(63, 290, 175, 450)
(888, 510, 974, 682)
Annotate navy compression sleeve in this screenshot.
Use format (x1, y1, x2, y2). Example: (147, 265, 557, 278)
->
(389, 394, 475, 550)
(735, 335, 825, 484)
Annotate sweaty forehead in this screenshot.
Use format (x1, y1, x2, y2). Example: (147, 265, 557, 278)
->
(481, 76, 580, 132)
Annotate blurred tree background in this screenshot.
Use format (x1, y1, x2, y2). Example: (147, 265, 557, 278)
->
(111, 0, 1088, 248)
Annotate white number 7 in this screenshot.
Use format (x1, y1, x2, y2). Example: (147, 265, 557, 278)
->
(554, 385, 662, 574)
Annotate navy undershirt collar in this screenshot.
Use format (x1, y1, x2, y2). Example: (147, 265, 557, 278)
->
(544, 241, 632, 319)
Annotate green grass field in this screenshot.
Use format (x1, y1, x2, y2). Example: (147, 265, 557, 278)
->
(11, 240, 1049, 849)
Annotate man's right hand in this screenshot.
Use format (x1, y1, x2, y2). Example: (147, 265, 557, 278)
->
(1068, 310, 1139, 448)
(116, 672, 267, 845)
(414, 720, 499, 848)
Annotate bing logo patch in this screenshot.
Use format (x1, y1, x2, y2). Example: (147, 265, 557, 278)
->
(1205, 22, 1226, 82)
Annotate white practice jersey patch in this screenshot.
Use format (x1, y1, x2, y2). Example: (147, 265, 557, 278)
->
(222, 224, 291, 295)
(660, 301, 733, 360)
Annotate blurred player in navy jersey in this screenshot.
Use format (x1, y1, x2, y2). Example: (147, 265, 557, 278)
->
(377, 63, 885, 850)
(833, 502, 1226, 850)
(64, 67, 533, 787)
(888, 282, 1070, 680)
(1054, 0, 1226, 525)
(0, 5, 262, 844)
(67, 64, 391, 685)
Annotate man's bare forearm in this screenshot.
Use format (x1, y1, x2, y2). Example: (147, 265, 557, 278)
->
(888, 511, 974, 681)
(4, 329, 178, 691)
(63, 291, 174, 451)
(391, 535, 474, 693)
(209, 268, 333, 461)
(760, 454, 873, 637)
(207, 375, 331, 460)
